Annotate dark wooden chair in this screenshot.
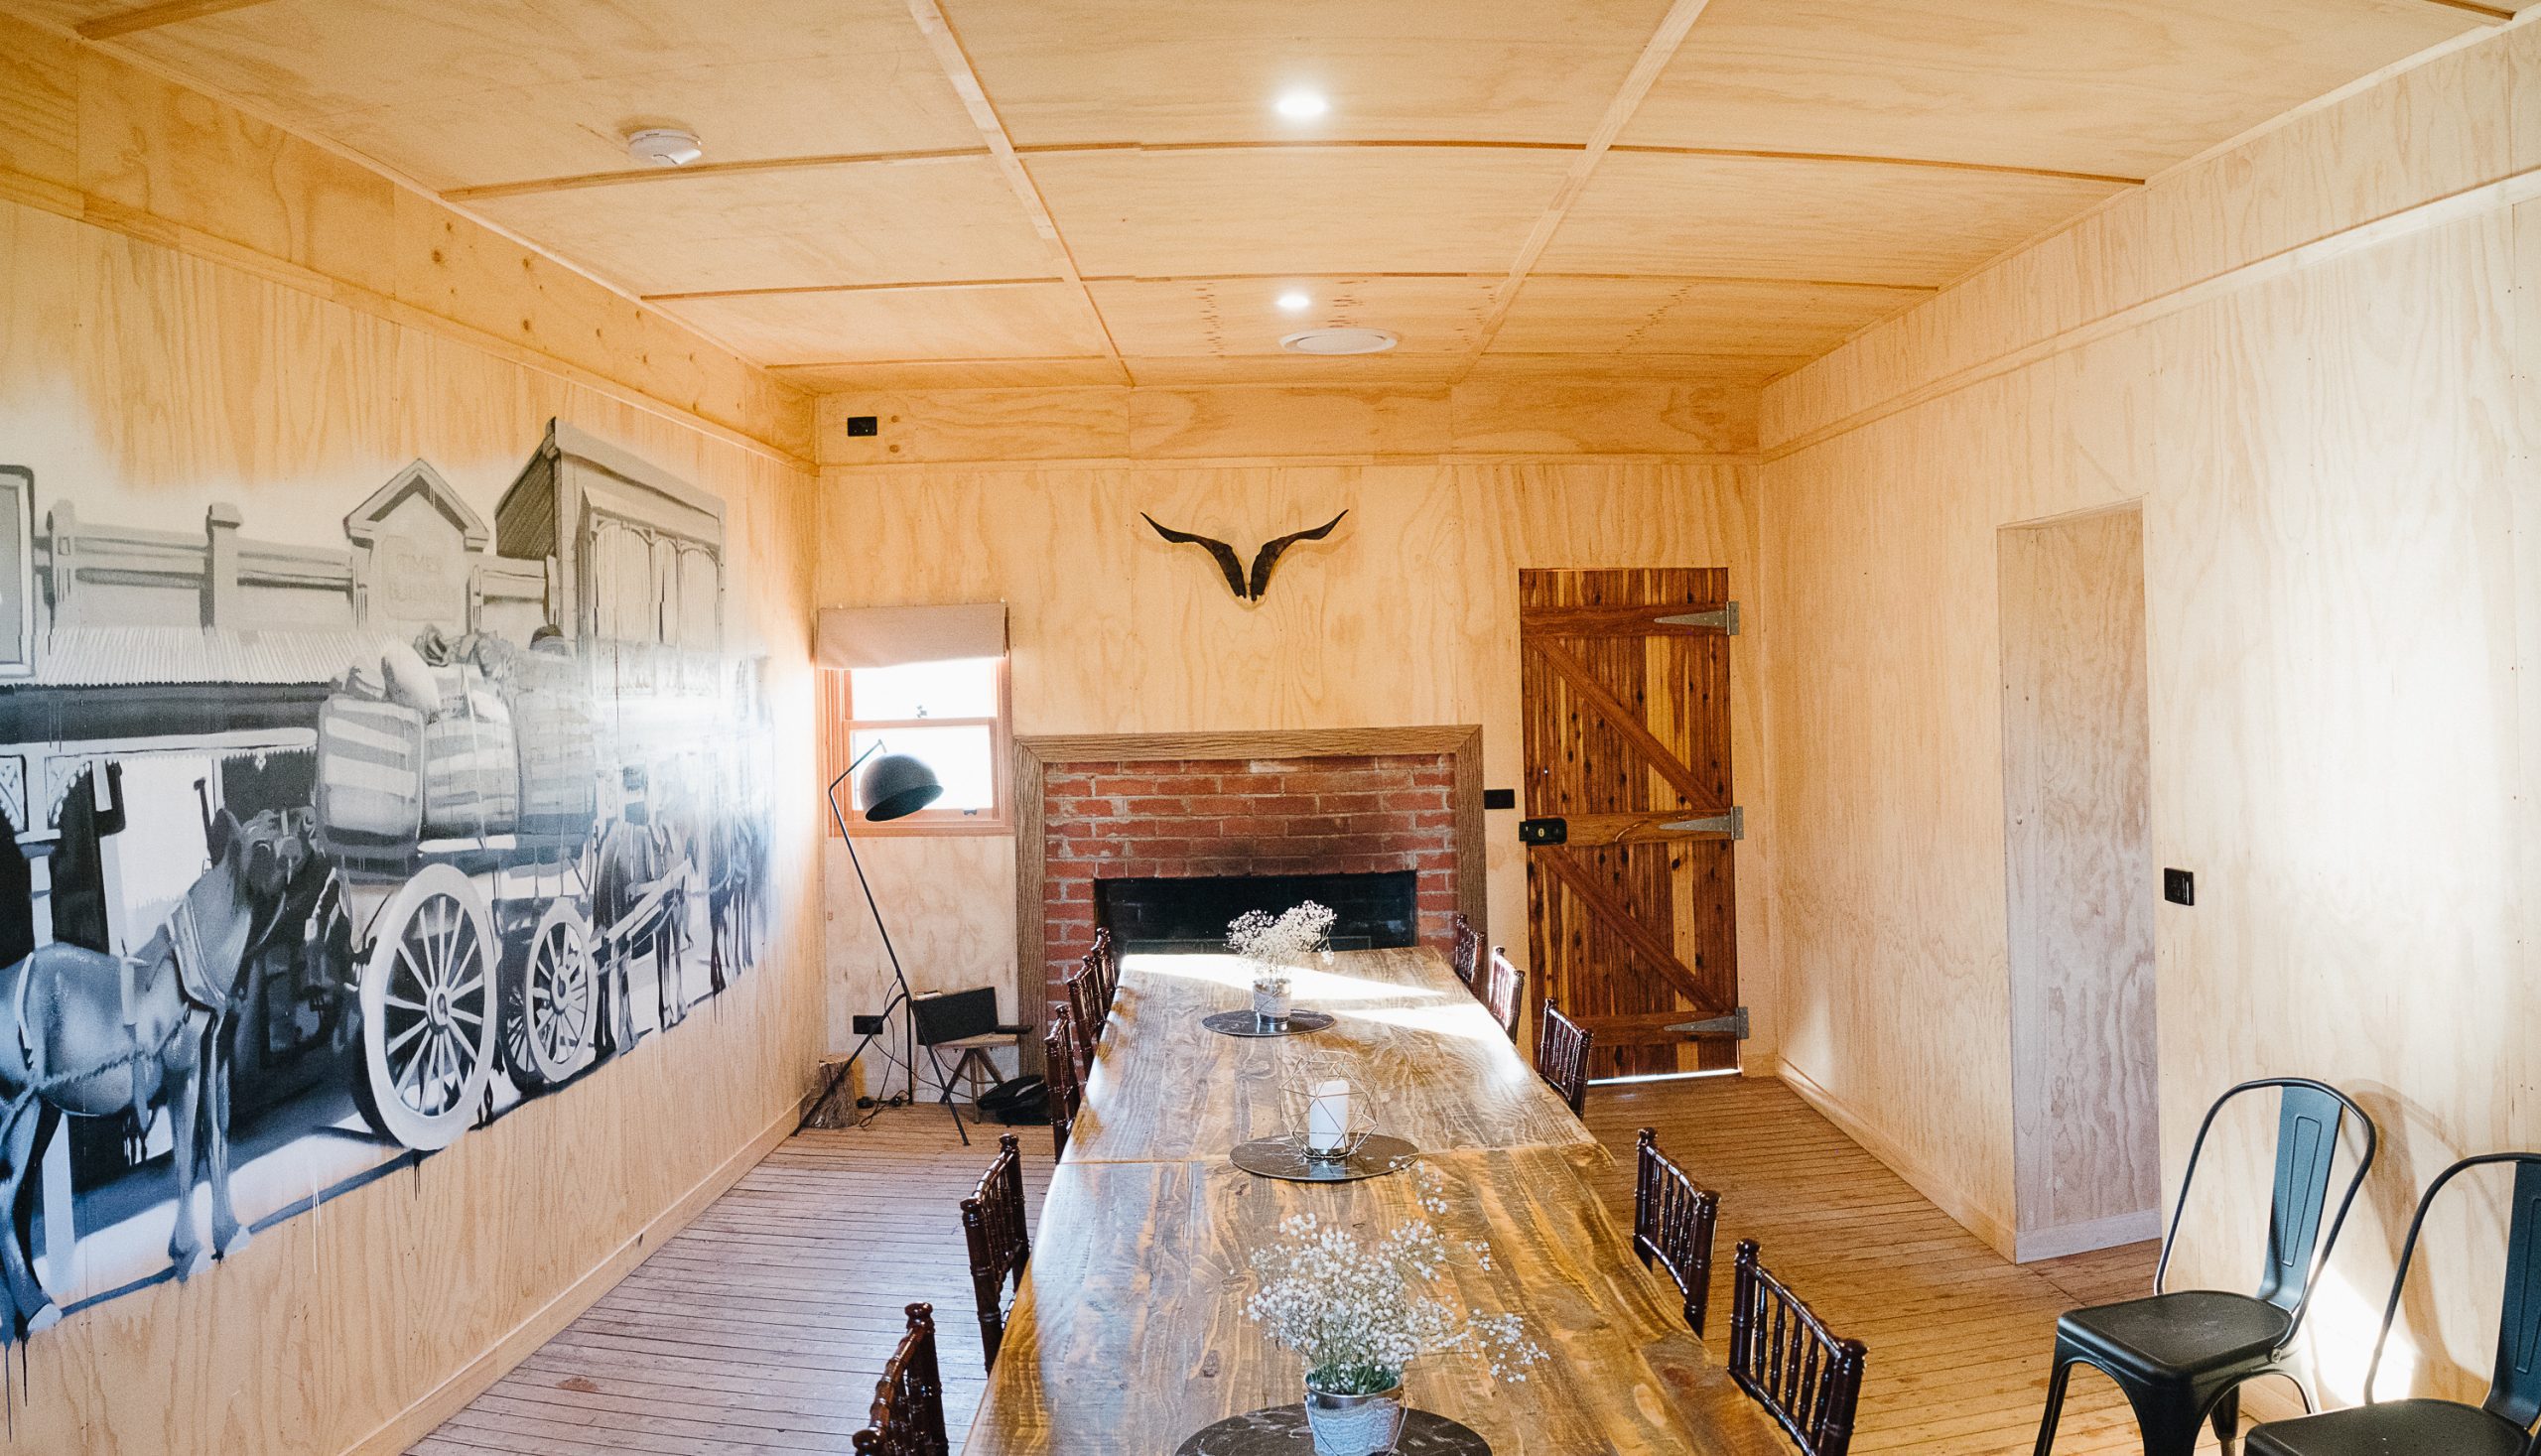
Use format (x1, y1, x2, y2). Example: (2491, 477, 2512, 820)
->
(1088, 926, 1118, 1014)
(2245, 1152, 2541, 1456)
(1044, 1005, 1081, 1159)
(960, 1131, 1031, 1371)
(1633, 1127, 1722, 1336)
(852, 1302, 950, 1456)
(1534, 998, 1593, 1116)
(1449, 912, 1481, 989)
(1064, 964, 1103, 1071)
(1482, 946, 1523, 1041)
(1730, 1239, 1868, 1456)
(2033, 1078, 2377, 1456)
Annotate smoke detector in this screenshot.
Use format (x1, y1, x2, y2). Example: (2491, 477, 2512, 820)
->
(625, 127, 704, 167)
(1279, 328, 1398, 355)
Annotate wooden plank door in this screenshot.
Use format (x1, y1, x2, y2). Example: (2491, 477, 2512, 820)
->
(1520, 568, 1738, 1077)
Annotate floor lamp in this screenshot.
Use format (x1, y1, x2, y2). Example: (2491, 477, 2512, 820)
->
(809, 741, 948, 1131)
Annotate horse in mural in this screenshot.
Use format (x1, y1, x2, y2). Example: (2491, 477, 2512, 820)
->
(0, 805, 310, 1338)
(704, 808, 764, 993)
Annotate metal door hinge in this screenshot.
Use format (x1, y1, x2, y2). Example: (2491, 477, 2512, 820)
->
(1656, 601, 1739, 635)
(1668, 1007, 1750, 1040)
(1660, 807, 1744, 840)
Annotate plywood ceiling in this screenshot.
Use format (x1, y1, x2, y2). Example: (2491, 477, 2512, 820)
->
(15, 0, 2518, 392)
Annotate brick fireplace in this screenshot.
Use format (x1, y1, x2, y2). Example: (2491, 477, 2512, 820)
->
(1016, 728, 1485, 1045)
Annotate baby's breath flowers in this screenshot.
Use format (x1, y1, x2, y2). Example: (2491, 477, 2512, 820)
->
(1243, 1182, 1548, 1397)
(1228, 901, 1338, 996)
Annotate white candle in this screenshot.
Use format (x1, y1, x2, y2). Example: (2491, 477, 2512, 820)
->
(1307, 1080, 1351, 1154)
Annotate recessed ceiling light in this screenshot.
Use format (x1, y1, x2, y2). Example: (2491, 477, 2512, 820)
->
(1274, 89, 1328, 120)
(626, 127, 704, 167)
(1280, 328, 1397, 355)
(1276, 290, 1312, 313)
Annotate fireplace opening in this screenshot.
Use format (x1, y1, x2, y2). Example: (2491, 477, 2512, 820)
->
(1096, 871, 1419, 953)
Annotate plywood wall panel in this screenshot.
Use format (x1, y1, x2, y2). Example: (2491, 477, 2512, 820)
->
(0, 64, 826, 1456)
(0, 11, 813, 463)
(1756, 17, 2537, 1401)
(1764, 25, 2527, 448)
(815, 457, 1778, 1085)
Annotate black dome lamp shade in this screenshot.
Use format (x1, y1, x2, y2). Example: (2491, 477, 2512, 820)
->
(860, 752, 943, 823)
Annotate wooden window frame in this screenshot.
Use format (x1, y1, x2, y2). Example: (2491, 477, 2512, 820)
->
(822, 655, 1013, 837)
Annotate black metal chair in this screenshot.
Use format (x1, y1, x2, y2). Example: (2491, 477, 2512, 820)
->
(852, 1302, 950, 1456)
(1730, 1239, 1868, 1456)
(1634, 1126, 1722, 1336)
(960, 1132, 1031, 1372)
(1535, 998, 1594, 1116)
(2244, 1152, 2541, 1456)
(2033, 1078, 2379, 1456)
(1044, 1005, 1084, 1159)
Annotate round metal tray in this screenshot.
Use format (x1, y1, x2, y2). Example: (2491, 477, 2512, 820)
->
(1173, 1405, 1489, 1455)
(1201, 1008, 1335, 1038)
(1231, 1133, 1420, 1183)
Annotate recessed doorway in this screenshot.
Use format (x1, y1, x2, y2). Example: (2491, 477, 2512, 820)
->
(1998, 504, 2160, 1262)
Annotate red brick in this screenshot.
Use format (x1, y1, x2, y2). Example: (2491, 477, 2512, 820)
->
(1093, 775, 1162, 796)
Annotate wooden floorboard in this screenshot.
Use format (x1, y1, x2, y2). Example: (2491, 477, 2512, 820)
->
(411, 1110, 1054, 1456)
(417, 1078, 2206, 1454)
(1581, 1075, 2213, 1455)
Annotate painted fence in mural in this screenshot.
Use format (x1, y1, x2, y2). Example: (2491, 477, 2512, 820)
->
(0, 421, 773, 1340)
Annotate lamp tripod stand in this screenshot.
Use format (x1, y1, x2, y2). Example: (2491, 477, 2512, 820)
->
(804, 741, 957, 1135)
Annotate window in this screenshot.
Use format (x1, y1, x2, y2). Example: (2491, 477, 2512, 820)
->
(822, 653, 1010, 833)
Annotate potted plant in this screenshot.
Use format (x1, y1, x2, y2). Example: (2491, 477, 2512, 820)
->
(1245, 1200, 1545, 1455)
(1227, 901, 1335, 1025)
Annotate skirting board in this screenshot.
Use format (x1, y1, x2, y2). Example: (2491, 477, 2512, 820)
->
(1778, 1060, 2020, 1261)
(339, 1088, 815, 1456)
(2014, 1207, 2164, 1264)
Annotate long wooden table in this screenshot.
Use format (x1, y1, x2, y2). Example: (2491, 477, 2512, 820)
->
(963, 947, 1787, 1455)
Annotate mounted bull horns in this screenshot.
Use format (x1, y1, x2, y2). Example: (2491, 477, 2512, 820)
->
(1140, 510, 1349, 601)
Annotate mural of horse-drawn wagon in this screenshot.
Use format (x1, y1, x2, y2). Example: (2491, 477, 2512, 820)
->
(0, 421, 773, 1339)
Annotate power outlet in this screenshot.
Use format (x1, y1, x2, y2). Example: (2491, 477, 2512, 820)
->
(852, 1013, 886, 1035)
(2163, 868, 2195, 906)
(846, 414, 879, 438)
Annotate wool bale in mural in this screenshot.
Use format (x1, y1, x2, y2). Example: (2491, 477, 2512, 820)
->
(0, 420, 774, 1341)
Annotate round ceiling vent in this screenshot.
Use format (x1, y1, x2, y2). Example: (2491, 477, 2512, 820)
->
(625, 127, 704, 167)
(1279, 327, 1398, 355)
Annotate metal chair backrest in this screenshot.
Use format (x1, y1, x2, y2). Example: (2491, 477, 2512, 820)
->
(1634, 1127, 1722, 1336)
(961, 1132, 1031, 1371)
(2155, 1078, 2377, 1337)
(1450, 913, 1481, 988)
(1535, 998, 1593, 1116)
(1729, 1239, 1867, 1456)
(2357, 1152, 2541, 1428)
(1044, 1005, 1080, 1159)
(852, 1302, 950, 1455)
(1484, 947, 1523, 1041)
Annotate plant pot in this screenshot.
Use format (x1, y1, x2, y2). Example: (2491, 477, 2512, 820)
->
(1301, 1379, 1407, 1456)
(1253, 983, 1293, 1024)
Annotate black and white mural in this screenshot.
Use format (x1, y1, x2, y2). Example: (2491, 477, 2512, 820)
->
(0, 421, 773, 1341)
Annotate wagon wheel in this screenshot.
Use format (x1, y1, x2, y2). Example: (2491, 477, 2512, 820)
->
(352, 864, 499, 1150)
(502, 900, 597, 1091)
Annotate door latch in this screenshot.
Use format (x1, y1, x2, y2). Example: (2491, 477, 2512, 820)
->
(1518, 817, 1567, 846)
